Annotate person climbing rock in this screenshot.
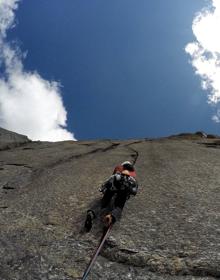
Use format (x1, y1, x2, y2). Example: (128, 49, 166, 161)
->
(84, 161, 138, 232)
(113, 161, 137, 177)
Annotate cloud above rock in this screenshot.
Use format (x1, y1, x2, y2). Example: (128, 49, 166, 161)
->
(185, 0, 220, 122)
(0, 0, 75, 141)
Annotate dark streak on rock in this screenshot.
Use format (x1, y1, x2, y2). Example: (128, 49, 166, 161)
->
(5, 163, 33, 169)
(201, 143, 220, 149)
(0, 141, 31, 152)
(119, 248, 139, 255)
(198, 140, 220, 149)
(41, 143, 120, 170)
(3, 184, 15, 190)
(79, 143, 95, 147)
(124, 142, 140, 166)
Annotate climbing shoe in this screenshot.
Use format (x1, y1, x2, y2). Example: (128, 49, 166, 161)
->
(84, 210, 94, 232)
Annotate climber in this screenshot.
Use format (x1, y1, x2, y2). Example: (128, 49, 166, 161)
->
(113, 161, 137, 177)
(84, 161, 138, 232)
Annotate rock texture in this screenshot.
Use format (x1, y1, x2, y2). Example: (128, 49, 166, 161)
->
(0, 129, 220, 279)
(0, 127, 30, 150)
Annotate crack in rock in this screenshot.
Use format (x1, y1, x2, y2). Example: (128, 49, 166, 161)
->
(1, 142, 121, 194)
(199, 141, 220, 149)
(124, 142, 140, 166)
(39, 143, 120, 170)
(4, 163, 33, 169)
(101, 240, 220, 278)
(0, 141, 31, 152)
(2, 184, 15, 190)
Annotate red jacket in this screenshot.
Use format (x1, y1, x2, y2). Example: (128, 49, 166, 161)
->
(113, 165, 136, 177)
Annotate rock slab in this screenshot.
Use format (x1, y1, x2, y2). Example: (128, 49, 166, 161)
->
(0, 129, 220, 279)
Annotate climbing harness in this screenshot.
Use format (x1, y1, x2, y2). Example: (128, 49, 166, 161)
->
(81, 224, 112, 280)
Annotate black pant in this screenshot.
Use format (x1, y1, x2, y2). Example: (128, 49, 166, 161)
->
(91, 189, 128, 222)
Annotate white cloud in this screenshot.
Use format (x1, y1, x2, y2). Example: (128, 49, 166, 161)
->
(0, 0, 75, 141)
(0, 0, 18, 38)
(185, 0, 220, 121)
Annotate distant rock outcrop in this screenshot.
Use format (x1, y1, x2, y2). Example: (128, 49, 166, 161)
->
(0, 127, 30, 150)
(0, 128, 220, 279)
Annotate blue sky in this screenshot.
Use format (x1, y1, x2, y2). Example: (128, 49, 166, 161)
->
(1, 0, 220, 141)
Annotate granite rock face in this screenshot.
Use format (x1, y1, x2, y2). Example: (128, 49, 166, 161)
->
(0, 127, 30, 150)
(0, 129, 220, 280)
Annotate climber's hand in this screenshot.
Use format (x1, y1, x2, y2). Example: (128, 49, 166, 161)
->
(103, 214, 113, 227)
